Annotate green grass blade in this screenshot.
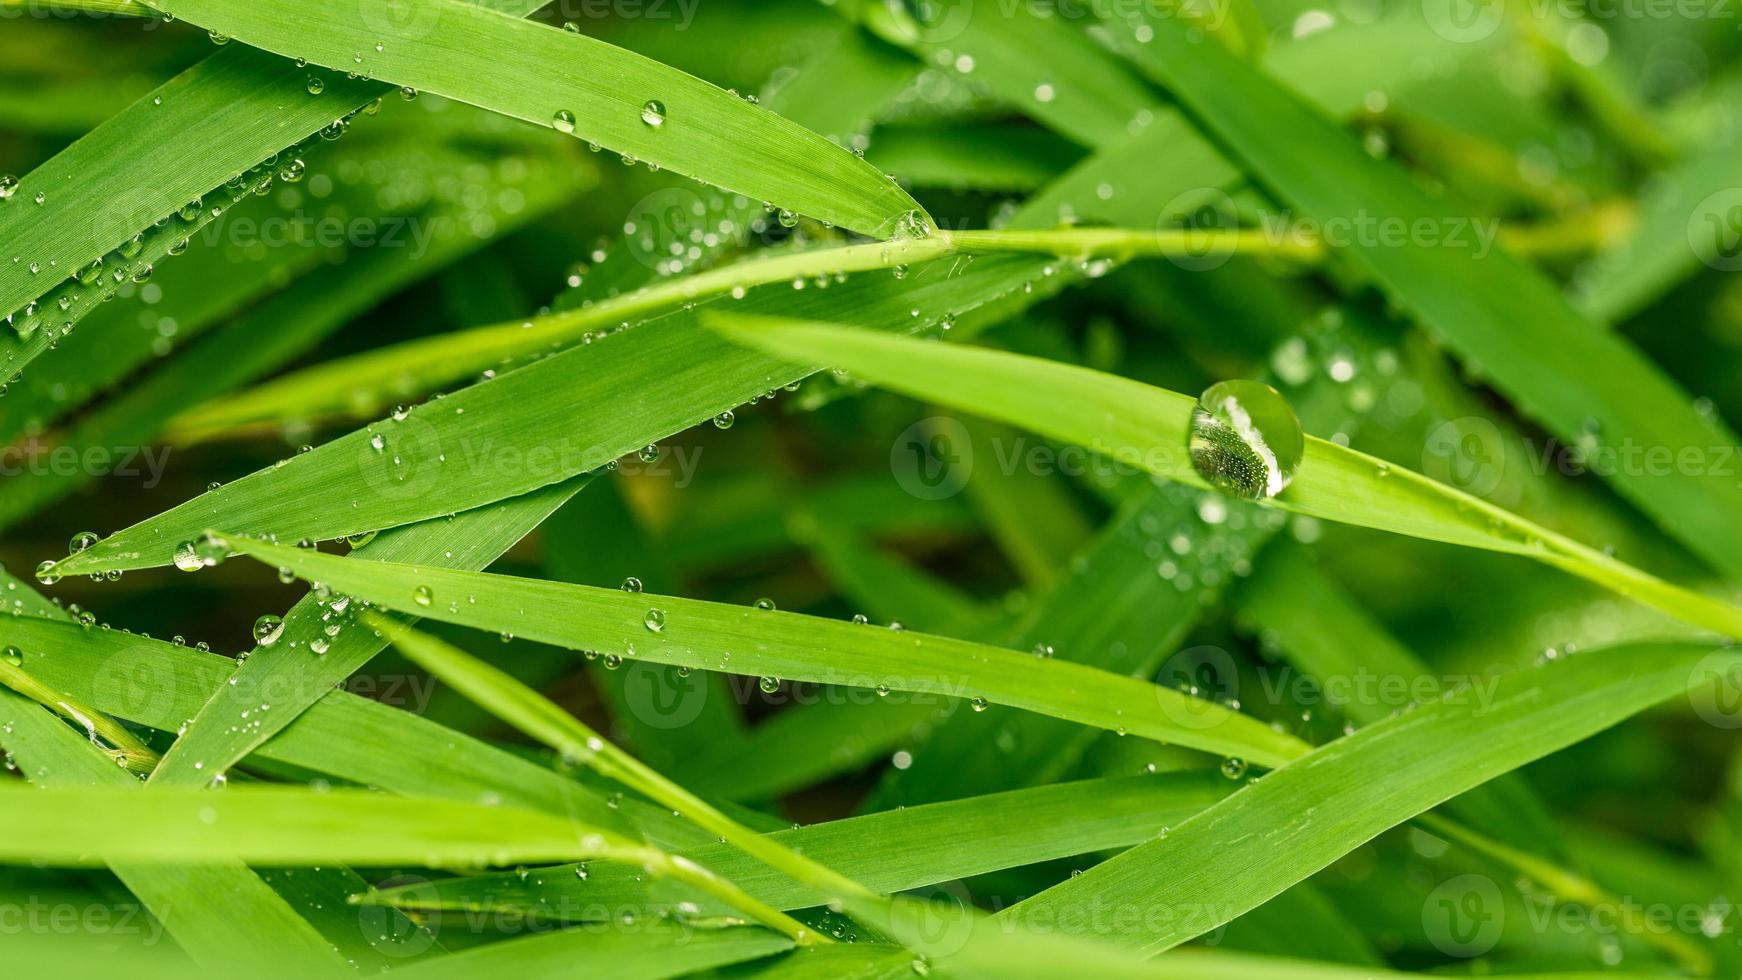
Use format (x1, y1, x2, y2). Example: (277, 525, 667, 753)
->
(0, 0, 547, 376)
(0, 677, 346, 975)
(0, 782, 657, 867)
(1, 616, 646, 833)
(541, 481, 749, 773)
(704, 316, 1742, 639)
(998, 642, 1738, 954)
(48, 254, 1055, 576)
(148, 477, 593, 788)
(1235, 540, 1564, 854)
(150, 0, 921, 237)
(868, 482, 1273, 809)
(0, 150, 580, 531)
(366, 617, 850, 943)
(367, 772, 1233, 917)
(846, 0, 1161, 148)
(225, 536, 1310, 768)
(1104, 11, 1742, 579)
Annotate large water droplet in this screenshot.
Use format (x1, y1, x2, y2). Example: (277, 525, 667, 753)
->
(640, 99, 666, 128)
(173, 541, 203, 572)
(253, 615, 285, 647)
(552, 109, 577, 134)
(1187, 380, 1304, 500)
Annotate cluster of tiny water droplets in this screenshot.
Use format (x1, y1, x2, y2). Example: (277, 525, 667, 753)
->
(1, 131, 330, 397)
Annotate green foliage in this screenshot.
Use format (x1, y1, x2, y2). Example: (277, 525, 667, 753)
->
(3, 2, 1741, 977)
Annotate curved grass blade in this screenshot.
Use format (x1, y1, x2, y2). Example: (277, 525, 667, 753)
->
(225, 536, 1311, 768)
(148, 478, 593, 789)
(1102, 11, 1742, 579)
(149, 0, 921, 237)
(1235, 540, 1564, 853)
(867, 482, 1277, 810)
(0, 616, 649, 836)
(704, 316, 1742, 639)
(370, 618, 891, 926)
(0, 782, 657, 868)
(160, 236, 953, 443)
(48, 253, 1057, 576)
(997, 641, 1740, 955)
(367, 772, 1232, 918)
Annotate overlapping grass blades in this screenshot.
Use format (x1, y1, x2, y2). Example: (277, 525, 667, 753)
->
(706, 315, 1742, 638)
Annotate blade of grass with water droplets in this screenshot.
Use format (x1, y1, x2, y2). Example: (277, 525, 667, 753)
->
(148, 477, 595, 789)
(0, 0, 552, 379)
(1235, 539, 1566, 856)
(224, 536, 1311, 768)
(704, 315, 1742, 639)
(0, 150, 582, 532)
(366, 772, 1233, 919)
(1102, 10, 1742, 580)
(148, 0, 921, 237)
(996, 641, 1739, 955)
(0, 616, 651, 835)
(0, 775, 819, 940)
(0, 659, 346, 974)
(542, 483, 749, 773)
(161, 10, 1472, 439)
(49, 253, 1058, 576)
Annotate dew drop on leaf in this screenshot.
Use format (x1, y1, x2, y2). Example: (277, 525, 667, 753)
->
(173, 541, 203, 572)
(253, 615, 285, 647)
(640, 100, 666, 128)
(1187, 380, 1304, 500)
